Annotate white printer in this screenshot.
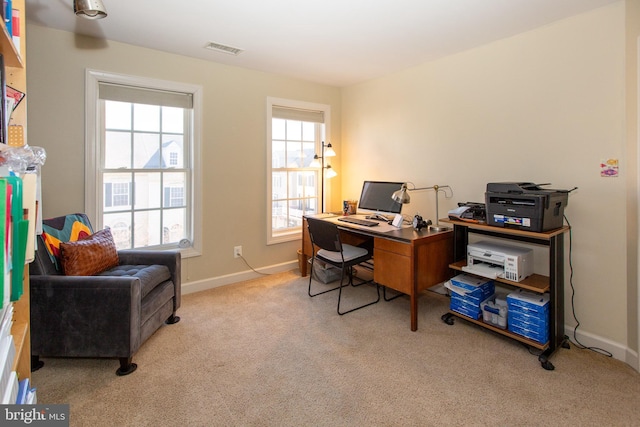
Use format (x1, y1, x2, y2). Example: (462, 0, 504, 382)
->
(462, 240, 533, 282)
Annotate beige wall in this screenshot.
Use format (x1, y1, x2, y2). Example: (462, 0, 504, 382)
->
(25, 24, 342, 285)
(342, 3, 631, 357)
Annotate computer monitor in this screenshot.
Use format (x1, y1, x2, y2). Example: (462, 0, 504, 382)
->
(357, 181, 404, 216)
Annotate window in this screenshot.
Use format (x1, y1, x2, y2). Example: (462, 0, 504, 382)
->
(165, 186, 184, 207)
(106, 182, 131, 208)
(169, 152, 178, 166)
(267, 98, 330, 244)
(85, 70, 202, 255)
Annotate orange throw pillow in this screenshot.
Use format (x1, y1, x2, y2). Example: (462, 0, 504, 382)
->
(60, 228, 120, 276)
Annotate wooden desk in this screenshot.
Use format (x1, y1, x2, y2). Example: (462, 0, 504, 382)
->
(302, 214, 453, 331)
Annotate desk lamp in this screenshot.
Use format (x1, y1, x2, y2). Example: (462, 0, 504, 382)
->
(391, 183, 453, 231)
(309, 142, 337, 211)
(74, 0, 108, 19)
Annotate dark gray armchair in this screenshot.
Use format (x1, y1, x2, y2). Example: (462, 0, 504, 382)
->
(29, 214, 181, 376)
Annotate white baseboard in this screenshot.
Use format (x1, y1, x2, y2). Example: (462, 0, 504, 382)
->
(181, 260, 298, 295)
(564, 324, 633, 366)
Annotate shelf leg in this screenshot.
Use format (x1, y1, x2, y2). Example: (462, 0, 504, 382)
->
(538, 335, 570, 370)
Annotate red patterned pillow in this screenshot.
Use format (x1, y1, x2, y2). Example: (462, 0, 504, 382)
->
(60, 228, 119, 276)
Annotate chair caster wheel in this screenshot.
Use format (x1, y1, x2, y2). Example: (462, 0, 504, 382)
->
(441, 313, 455, 325)
(539, 356, 555, 371)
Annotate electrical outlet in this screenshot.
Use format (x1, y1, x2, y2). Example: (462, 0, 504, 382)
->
(234, 246, 242, 258)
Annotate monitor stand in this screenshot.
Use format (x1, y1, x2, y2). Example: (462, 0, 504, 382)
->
(365, 212, 392, 221)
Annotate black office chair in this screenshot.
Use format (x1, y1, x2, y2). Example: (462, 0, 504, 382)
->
(306, 217, 380, 315)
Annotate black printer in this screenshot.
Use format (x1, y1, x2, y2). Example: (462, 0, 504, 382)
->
(485, 182, 569, 232)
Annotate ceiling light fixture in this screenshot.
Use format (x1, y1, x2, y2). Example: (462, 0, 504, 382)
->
(74, 0, 108, 20)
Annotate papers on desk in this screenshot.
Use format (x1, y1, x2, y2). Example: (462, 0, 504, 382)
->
(334, 219, 404, 233)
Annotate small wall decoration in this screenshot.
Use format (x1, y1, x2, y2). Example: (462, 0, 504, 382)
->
(600, 158, 619, 177)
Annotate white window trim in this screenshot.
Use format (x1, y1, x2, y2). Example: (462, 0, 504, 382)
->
(266, 97, 331, 245)
(85, 69, 203, 257)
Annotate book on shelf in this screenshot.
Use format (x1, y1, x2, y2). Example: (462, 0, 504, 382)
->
(0, 178, 9, 308)
(0, 53, 5, 145)
(0, 301, 11, 341)
(6, 176, 24, 301)
(3, 0, 11, 38)
(22, 173, 35, 262)
(10, 8, 18, 55)
(6, 86, 25, 145)
(16, 377, 35, 404)
(15, 377, 27, 404)
(6, 86, 24, 112)
(1, 370, 16, 404)
(0, 334, 15, 399)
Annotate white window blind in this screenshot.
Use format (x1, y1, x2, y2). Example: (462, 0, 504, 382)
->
(272, 106, 324, 123)
(99, 82, 193, 109)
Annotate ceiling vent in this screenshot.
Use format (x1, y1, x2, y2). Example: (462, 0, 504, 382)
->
(204, 42, 244, 56)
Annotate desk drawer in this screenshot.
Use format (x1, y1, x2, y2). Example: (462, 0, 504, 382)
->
(374, 237, 411, 257)
(374, 247, 412, 294)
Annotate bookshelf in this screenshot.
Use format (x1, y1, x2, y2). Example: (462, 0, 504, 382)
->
(2, 0, 31, 387)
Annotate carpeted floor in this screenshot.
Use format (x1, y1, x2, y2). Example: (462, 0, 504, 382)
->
(33, 270, 640, 426)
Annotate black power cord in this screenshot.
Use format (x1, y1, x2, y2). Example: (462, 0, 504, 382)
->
(564, 214, 612, 357)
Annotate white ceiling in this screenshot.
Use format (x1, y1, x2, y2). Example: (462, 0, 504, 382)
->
(25, 0, 618, 87)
